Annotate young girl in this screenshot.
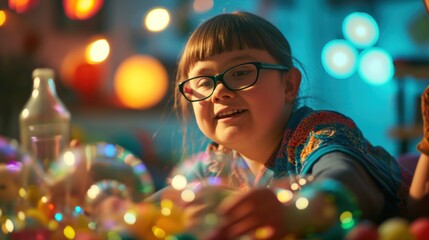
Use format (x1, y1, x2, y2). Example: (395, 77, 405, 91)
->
(408, 86, 429, 219)
(155, 11, 409, 239)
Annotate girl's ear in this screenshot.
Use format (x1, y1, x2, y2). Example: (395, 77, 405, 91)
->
(284, 67, 302, 102)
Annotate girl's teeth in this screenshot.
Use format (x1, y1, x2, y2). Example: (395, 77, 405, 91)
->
(218, 109, 243, 118)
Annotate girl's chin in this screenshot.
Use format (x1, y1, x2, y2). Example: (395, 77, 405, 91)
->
(215, 133, 245, 145)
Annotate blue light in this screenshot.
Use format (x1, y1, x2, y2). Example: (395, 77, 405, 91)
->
(54, 212, 63, 222)
(74, 206, 83, 215)
(321, 39, 358, 79)
(104, 144, 116, 157)
(342, 12, 379, 49)
(358, 47, 395, 85)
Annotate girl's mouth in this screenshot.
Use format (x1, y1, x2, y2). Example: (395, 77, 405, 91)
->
(216, 109, 246, 119)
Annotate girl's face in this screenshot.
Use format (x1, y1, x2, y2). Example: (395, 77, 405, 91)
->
(187, 49, 300, 153)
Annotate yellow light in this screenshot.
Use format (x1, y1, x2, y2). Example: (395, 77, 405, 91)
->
(18, 188, 26, 198)
(85, 38, 110, 63)
(181, 189, 195, 202)
(0, 11, 6, 27)
(63, 225, 76, 239)
(3, 218, 14, 233)
(152, 226, 166, 239)
(144, 8, 170, 32)
(171, 175, 187, 190)
(86, 184, 101, 200)
(114, 55, 169, 109)
(160, 199, 173, 209)
(255, 226, 274, 239)
(64, 0, 104, 20)
(340, 211, 353, 223)
(295, 197, 309, 210)
(290, 183, 300, 191)
(276, 189, 294, 203)
(63, 151, 76, 166)
(76, 0, 95, 17)
(124, 210, 137, 225)
(161, 207, 171, 216)
(298, 178, 307, 185)
(17, 211, 25, 221)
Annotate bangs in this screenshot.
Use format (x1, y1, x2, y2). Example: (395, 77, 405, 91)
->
(179, 13, 270, 79)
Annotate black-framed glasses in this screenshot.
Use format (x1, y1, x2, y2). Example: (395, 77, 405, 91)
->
(178, 62, 290, 102)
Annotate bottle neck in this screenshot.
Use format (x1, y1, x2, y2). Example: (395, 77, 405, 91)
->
(33, 77, 57, 97)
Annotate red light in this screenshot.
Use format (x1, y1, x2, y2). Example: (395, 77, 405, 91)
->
(9, 0, 38, 13)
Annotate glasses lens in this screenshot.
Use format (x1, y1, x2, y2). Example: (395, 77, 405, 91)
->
(182, 77, 214, 101)
(224, 63, 258, 90)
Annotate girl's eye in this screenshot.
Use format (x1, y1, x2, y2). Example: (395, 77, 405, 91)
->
(228, 65, 255, 79)
(232, 70, 251, 77)
(195, 78, 213, 88)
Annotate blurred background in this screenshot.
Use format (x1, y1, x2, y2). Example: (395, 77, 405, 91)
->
(0, 0, 428, 187)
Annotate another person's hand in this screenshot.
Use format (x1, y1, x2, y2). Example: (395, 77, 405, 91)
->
(417, 86, 429, 155)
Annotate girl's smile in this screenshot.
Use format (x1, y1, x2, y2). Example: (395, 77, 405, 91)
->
(215, 108, 247, 120)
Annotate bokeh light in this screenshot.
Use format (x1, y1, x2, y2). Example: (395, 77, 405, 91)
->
(85, 38, 110, 64)
(358, 47, 394, 85)
(0, 10, 6, 27)
(342, 12, 379, 49)
(114, 54, 169, 109)
(61, 47, 85, 88)
(60, 44, 105, 102)
(295, 197, 309, 210)
(144, 8, 170, 32)
(275, 189, 294, 203)
(321, 39, 358, 79)
(193, 0, 214, 13)
(181, 189, 195, 202)
(63, 0, 104, 20)
(171, 175, 187, 190)
(8, 0, 38, 13)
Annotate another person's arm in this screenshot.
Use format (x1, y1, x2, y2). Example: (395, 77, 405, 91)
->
(409, 153, 429, 218)
(408, 86, 429, 218)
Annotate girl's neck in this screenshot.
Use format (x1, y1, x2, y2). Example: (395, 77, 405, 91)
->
(238, 138, 282, 176)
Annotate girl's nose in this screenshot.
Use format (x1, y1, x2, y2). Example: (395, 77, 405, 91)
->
(211, 82, 235, 102)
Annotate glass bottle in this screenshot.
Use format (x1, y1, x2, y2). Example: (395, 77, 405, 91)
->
(19, 68, 71, 171)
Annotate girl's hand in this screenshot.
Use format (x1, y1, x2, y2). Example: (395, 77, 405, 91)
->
(182, 185, 239, 237)
(208, 188, 288, 240)
(418, 86, 429, 155)
(208, 187, 338, 240)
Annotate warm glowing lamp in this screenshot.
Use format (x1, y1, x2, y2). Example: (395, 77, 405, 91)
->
(358, 47, 394, 86)
(61, 47, 86, 88)
(8, 0, 38, 13)
(144, 8, 170, 32)
(321, 39, 358, 79)
(0, 11, 6, 27)
(63, 0, 104, 20)
(342, 12, 379, 49)
(114, 55, 169, 109)
(61, 46, 104, 102)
